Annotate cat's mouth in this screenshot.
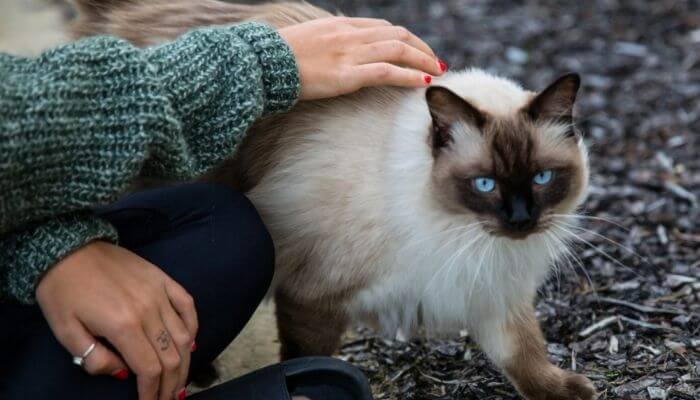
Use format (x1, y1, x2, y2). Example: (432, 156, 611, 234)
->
(494, 228, 541, 240)
(485, 219, 551, 240)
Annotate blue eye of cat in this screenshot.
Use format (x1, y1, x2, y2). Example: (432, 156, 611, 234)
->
(474, 177, 496, 193)
(533, 170, 553, 185)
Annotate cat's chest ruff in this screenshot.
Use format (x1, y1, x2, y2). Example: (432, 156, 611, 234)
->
(349, 233, 554, 335)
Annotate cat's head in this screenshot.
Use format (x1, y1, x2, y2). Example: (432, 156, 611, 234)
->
(427, 71, 588, 240)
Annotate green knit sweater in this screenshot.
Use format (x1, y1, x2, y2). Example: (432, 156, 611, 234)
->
(0, 22, 300, 304)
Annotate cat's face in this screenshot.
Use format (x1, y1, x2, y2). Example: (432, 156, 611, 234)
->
(428, 74, 588, 239)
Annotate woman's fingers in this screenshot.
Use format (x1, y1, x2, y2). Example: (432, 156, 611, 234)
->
(355, 40, 443, 76)
(57, 320, 129, 378)
(143, 320, 184, 400)
(164, 280, 197, 395)
(36, 243, 199, 400)
(160, 303, 193, 396)
(342, 17, 392, 28)
(279, 16, 442, 99)
(164, 279, 198, 340)
(350, 63, 431, 90)
(107, 318, 162, 400)
(353, 25, 437, 59)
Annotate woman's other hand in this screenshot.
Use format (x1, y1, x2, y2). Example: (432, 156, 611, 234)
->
(279, 17, 447, 100)
(36, 241, 198, 400)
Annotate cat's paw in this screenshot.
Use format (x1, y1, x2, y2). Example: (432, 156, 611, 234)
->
(561, 372, 597, 400)
(517, 370, 596, 400)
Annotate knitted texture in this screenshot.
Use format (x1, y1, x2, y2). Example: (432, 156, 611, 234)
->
(0, 214, 118, 303)
(0, 22, 300, 303)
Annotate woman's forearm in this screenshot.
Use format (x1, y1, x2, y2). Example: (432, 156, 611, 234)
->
(0, 22, 300, 302)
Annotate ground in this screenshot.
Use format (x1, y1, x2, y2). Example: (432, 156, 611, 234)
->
(2, 0, 698, 399)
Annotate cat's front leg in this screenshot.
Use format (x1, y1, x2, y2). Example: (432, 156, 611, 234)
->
(472, 304, 596, 400)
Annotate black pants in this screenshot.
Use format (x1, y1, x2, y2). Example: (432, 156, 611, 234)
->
(0, 183, 275, 399)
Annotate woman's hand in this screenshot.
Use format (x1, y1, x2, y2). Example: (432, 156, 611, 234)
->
(278, 17, 447, 100)
(36, 241, 198, 400)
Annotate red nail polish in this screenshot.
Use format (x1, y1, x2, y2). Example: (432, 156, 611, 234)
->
(438, 59, 448, 72)
(190, 342, 197, 352)
(112, 369, 129, 380)
(423, 75, 432, 84)
(178, 388, 187, 400)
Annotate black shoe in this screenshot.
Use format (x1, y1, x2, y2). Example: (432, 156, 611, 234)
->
(190, 357, 374, 400)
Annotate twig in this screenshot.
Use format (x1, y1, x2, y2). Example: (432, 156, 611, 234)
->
(579, 315, 677, 337)
(675, 231, 700, 243)
(418, 370, 462, 385)
(618, 315, 675, 332)
(597, 296, 684, 315)
(389, 365, 412, 382)
(579, 316, 618, 337)
(663, 181, 698, 206)
(638, 344, 662, 356)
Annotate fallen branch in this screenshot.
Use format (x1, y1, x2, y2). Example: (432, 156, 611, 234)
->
(618, 315, 675, 332)
(579, 316, 618, 337)
(579, 315, 677, 337)
(597, 296, 684, 315)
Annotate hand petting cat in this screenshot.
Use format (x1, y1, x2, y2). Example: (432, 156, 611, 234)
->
(278, 17, 448, 100)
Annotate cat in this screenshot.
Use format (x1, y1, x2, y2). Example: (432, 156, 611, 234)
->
(72, 1, 596, 398)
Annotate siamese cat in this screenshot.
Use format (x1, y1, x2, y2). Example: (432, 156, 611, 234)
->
(73, 1, 596, 398)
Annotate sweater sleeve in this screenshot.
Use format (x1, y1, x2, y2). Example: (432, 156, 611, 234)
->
(0, 22, 300, 303)
(0, 214, 118, 303)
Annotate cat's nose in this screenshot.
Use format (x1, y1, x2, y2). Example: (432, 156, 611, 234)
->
(505, 195, 532, 229)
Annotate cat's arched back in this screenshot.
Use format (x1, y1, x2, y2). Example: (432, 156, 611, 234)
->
(72, 0, 333, 46)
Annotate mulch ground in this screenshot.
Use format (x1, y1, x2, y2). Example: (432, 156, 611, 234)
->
(302, 0, 700, 398)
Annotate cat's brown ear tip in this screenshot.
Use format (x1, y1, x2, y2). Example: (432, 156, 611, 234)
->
(558, 72, 582, 92)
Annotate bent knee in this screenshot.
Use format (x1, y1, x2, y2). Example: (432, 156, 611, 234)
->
(205, 184, 275, 296)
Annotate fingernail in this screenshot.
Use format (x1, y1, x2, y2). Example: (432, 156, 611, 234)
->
(190, 342, 197, 352)
(438, 58, 448, 72)
(112, 369, 129, 380)
(423, 74, 432, 85)
(177, 388, 187, 400)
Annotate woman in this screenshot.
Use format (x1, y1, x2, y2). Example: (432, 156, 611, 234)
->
(0, 15, 446, 400)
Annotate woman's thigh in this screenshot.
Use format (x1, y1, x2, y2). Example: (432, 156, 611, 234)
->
(0, 183, 274, 399)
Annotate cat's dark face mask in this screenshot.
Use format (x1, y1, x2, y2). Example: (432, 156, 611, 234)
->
(426, 73, 588, 240)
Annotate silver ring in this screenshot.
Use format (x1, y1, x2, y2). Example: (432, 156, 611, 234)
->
(72, 343, 96, 368)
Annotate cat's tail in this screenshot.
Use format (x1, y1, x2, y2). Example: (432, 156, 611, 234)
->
(70, 0, 335, 47)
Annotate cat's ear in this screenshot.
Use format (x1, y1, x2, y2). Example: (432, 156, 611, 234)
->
(526, 73, 580, 124)
(426, 86, 486, 151)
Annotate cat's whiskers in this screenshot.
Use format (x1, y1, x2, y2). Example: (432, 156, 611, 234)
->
(447, 234, 494, 294)
(555, 220, 647, 263)
(547, 227, 599, 296)
(415, 223, 486, 300)
(428, 230, 485, 293)
(421, 229, 486, 307)
(465, 235, 494, 310)
(429, 222, 485, 256)
(541, 231, 564, 295)
(396, 223, 485, 314)
(550, 213, 629, 232)
(551, 222, 641, 278)
(397, 222, 484, 254)
(565, 242, 597, 295)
